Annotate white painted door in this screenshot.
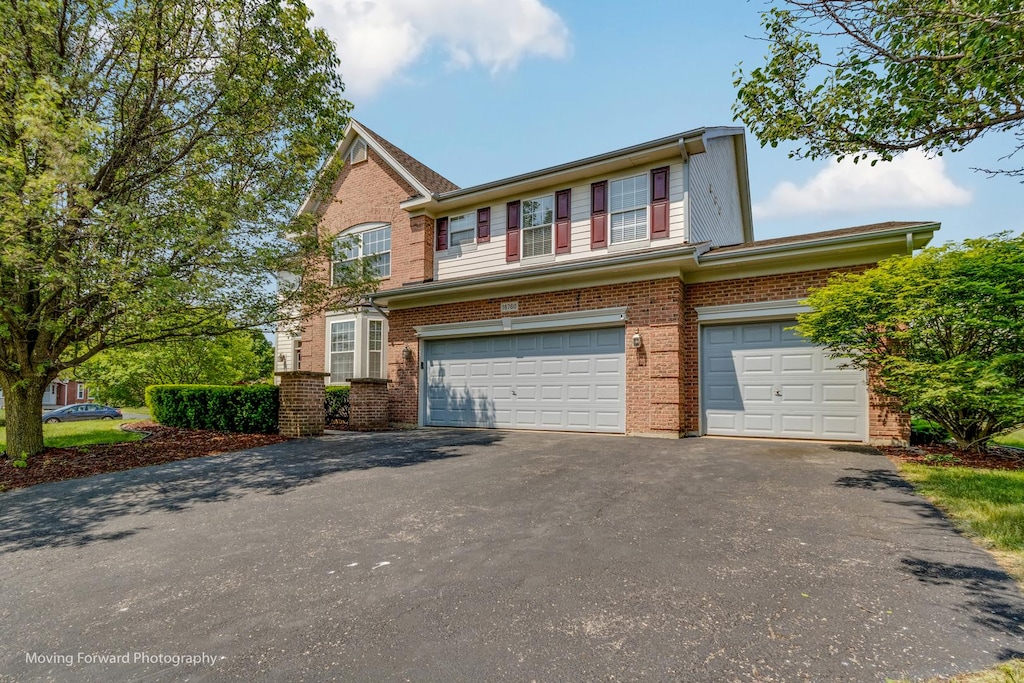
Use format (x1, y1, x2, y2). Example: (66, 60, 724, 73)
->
(423, 328, 626, 433)
(701, 321, 867, 441)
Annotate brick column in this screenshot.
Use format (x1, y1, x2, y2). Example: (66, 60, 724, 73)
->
(349, 378, 389, 431)
(275, 371, 329, 437)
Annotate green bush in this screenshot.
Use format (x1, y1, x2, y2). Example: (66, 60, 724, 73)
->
(325, 386, 350, 423)
(146, 384, 279, 433)
(911, 418, 951, 446)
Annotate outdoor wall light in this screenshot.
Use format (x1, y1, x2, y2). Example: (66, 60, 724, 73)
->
(402, 346, 413, 361)
(632, 331, 643, 349)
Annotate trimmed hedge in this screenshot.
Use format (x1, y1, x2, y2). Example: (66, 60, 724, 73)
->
(146, 384, 279, 433)
(325, 386, 350, 424)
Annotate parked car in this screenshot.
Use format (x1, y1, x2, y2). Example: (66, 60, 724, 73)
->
(42, 404, 122, 423)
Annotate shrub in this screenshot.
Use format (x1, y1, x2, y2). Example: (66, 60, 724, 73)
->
(325, 386, 350, 424)
(911, 419, 951, 446)
(146, 384, 279, 433)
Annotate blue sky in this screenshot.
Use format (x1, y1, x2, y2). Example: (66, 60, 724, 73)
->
(307, 0, 1022, 245)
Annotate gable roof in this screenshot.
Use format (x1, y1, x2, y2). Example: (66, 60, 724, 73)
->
(355, 122, 459, 195)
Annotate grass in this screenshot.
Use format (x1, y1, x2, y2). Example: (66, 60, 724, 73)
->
(888, 659, 1024, 682)
(0, 418, 144, 451)
(994, 428, 1024, 449)
(898, 463, 1024, 583)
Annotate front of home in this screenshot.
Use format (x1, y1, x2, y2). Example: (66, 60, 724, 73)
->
(281, 121, 936, 444)
(0, 379, 92, 409)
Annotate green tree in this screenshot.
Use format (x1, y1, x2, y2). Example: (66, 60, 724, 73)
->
(797, 235, 1024, 451)
(77, 329, 275, 407)
(0, 0, 376, 458)
(734, 1, 1024, 175)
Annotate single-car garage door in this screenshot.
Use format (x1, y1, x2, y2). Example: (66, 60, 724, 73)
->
(423, 328, 625, 433)
(701, 321, 867, 441)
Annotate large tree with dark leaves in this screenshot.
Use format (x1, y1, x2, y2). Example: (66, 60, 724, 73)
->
(735, 1, 1024, 175)
(0, 0, 372, 458)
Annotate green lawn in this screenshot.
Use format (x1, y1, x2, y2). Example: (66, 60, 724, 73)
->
(899, 463, 1024, 583)
(993, 428, 1024, 449)
(888, 659, 1024, 683)
(0, 418, 143, 451)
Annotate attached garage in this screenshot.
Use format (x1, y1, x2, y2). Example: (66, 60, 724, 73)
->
(423, 328, 626, 433)
(701, 320, 867, 441)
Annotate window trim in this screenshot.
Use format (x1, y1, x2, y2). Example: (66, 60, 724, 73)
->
(329, 320, 356, 384)
(607, 172, 650, 246)
(520, 193, 555, 260)
(446, 212, 476, 248)
(330, 222, 392, 284)
(77, 384, 85, 400)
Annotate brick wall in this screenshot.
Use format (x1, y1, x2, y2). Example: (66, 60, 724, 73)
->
(277, 371, 329, 437)
(387, 278, 685, 436)
(349, 379, 389, 430)
(301, 148, 434, 374)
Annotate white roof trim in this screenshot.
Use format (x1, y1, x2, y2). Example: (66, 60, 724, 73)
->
(695, 299, 810, 322)
(415, 306, 629, 339)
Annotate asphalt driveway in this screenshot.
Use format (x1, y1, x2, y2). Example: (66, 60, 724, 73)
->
(0, 430, 1021, 682)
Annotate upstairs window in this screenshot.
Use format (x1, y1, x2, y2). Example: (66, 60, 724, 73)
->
(609, 174, 648, 244)
(448, 213, 475, 247)
(349, 138, 367, 164)
(332, 224, 392, 284)
(521, 195, 554, 258)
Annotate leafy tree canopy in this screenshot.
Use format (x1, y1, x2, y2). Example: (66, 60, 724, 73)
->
(797, 234, 1024, 450)
(77, 329, 274, 407)
(0, 0, 373, 457)
(734, 1, 1024, 175)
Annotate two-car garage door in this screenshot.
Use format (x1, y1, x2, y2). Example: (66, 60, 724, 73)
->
(701, 321, 867, 441)
(423, 328, 626, 433)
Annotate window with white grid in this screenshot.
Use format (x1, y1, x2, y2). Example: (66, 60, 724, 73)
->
(521, 195, 554, 258)
(609, 174, 648, 244)
(448, 213, 475, 247)
(368, 320, 384, 378)
(332, 224, 391, 283)
(330, 321, 355, 383)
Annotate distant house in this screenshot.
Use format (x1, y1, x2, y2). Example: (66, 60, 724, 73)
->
(0, 379, 92, 410)
(281, 120, 937, 444)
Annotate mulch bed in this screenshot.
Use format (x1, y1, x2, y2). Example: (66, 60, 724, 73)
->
(882, 443, 1024, 471)
(0, 422, 289, 492)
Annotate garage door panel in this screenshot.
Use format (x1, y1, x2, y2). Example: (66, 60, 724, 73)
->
(702, 321, 866, 441)
(424, 329, 625, 433)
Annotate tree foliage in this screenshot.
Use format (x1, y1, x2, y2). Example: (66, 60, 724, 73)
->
(797, 234, 1024, 450)
(77, 329, 274, 407)
(0, 0, 373, 456)
(734, 1, 1024, 175)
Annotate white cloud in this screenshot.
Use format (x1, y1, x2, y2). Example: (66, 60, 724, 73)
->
(753, 150, 973, 220)
(308, 0, 571, 98)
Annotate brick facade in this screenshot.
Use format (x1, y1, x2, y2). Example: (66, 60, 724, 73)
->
(276, 371, 329, 437)
(301, 148, 435, 375)
(349, 378, 389, 431)
(387, 267, 910, 444)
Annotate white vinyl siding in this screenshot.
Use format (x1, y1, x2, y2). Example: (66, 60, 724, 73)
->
(368, 320, 384, 378)
(448, 213, 475, 247)
(689, 136, 744, 247)
(609, 174, 648, 244)
(521, 195, 554, 258)
(330, 321, 355, 383)
(434, 161, 689, 281)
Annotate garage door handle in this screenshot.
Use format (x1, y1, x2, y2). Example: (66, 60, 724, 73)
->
(512, 389, 517, 396)
(774, 390, 782, 397)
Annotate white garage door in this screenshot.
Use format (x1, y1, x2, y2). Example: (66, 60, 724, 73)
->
(423, 328, 625, 433)
(701, 321, 867, 441)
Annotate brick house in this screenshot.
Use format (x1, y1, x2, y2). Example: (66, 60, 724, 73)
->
(0, 379, 91, 409)
(281, 121, 937, 444)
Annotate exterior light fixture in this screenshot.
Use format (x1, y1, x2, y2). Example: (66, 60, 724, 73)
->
(632, 331, 642, 349)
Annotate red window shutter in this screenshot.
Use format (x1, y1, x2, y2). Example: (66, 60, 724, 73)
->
(506, 200, 520, 262)
(555, 188, 571, 254)
(590, 181, 607, 248)
(650, 166, 669, 239)
(436, 216, 448, 251)
(477, 207, 490, 243)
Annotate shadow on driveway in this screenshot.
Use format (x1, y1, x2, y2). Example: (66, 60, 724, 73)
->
(0, 429, 503, 555)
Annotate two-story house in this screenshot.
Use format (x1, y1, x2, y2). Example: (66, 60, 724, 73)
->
(282, 121, 937, 444)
